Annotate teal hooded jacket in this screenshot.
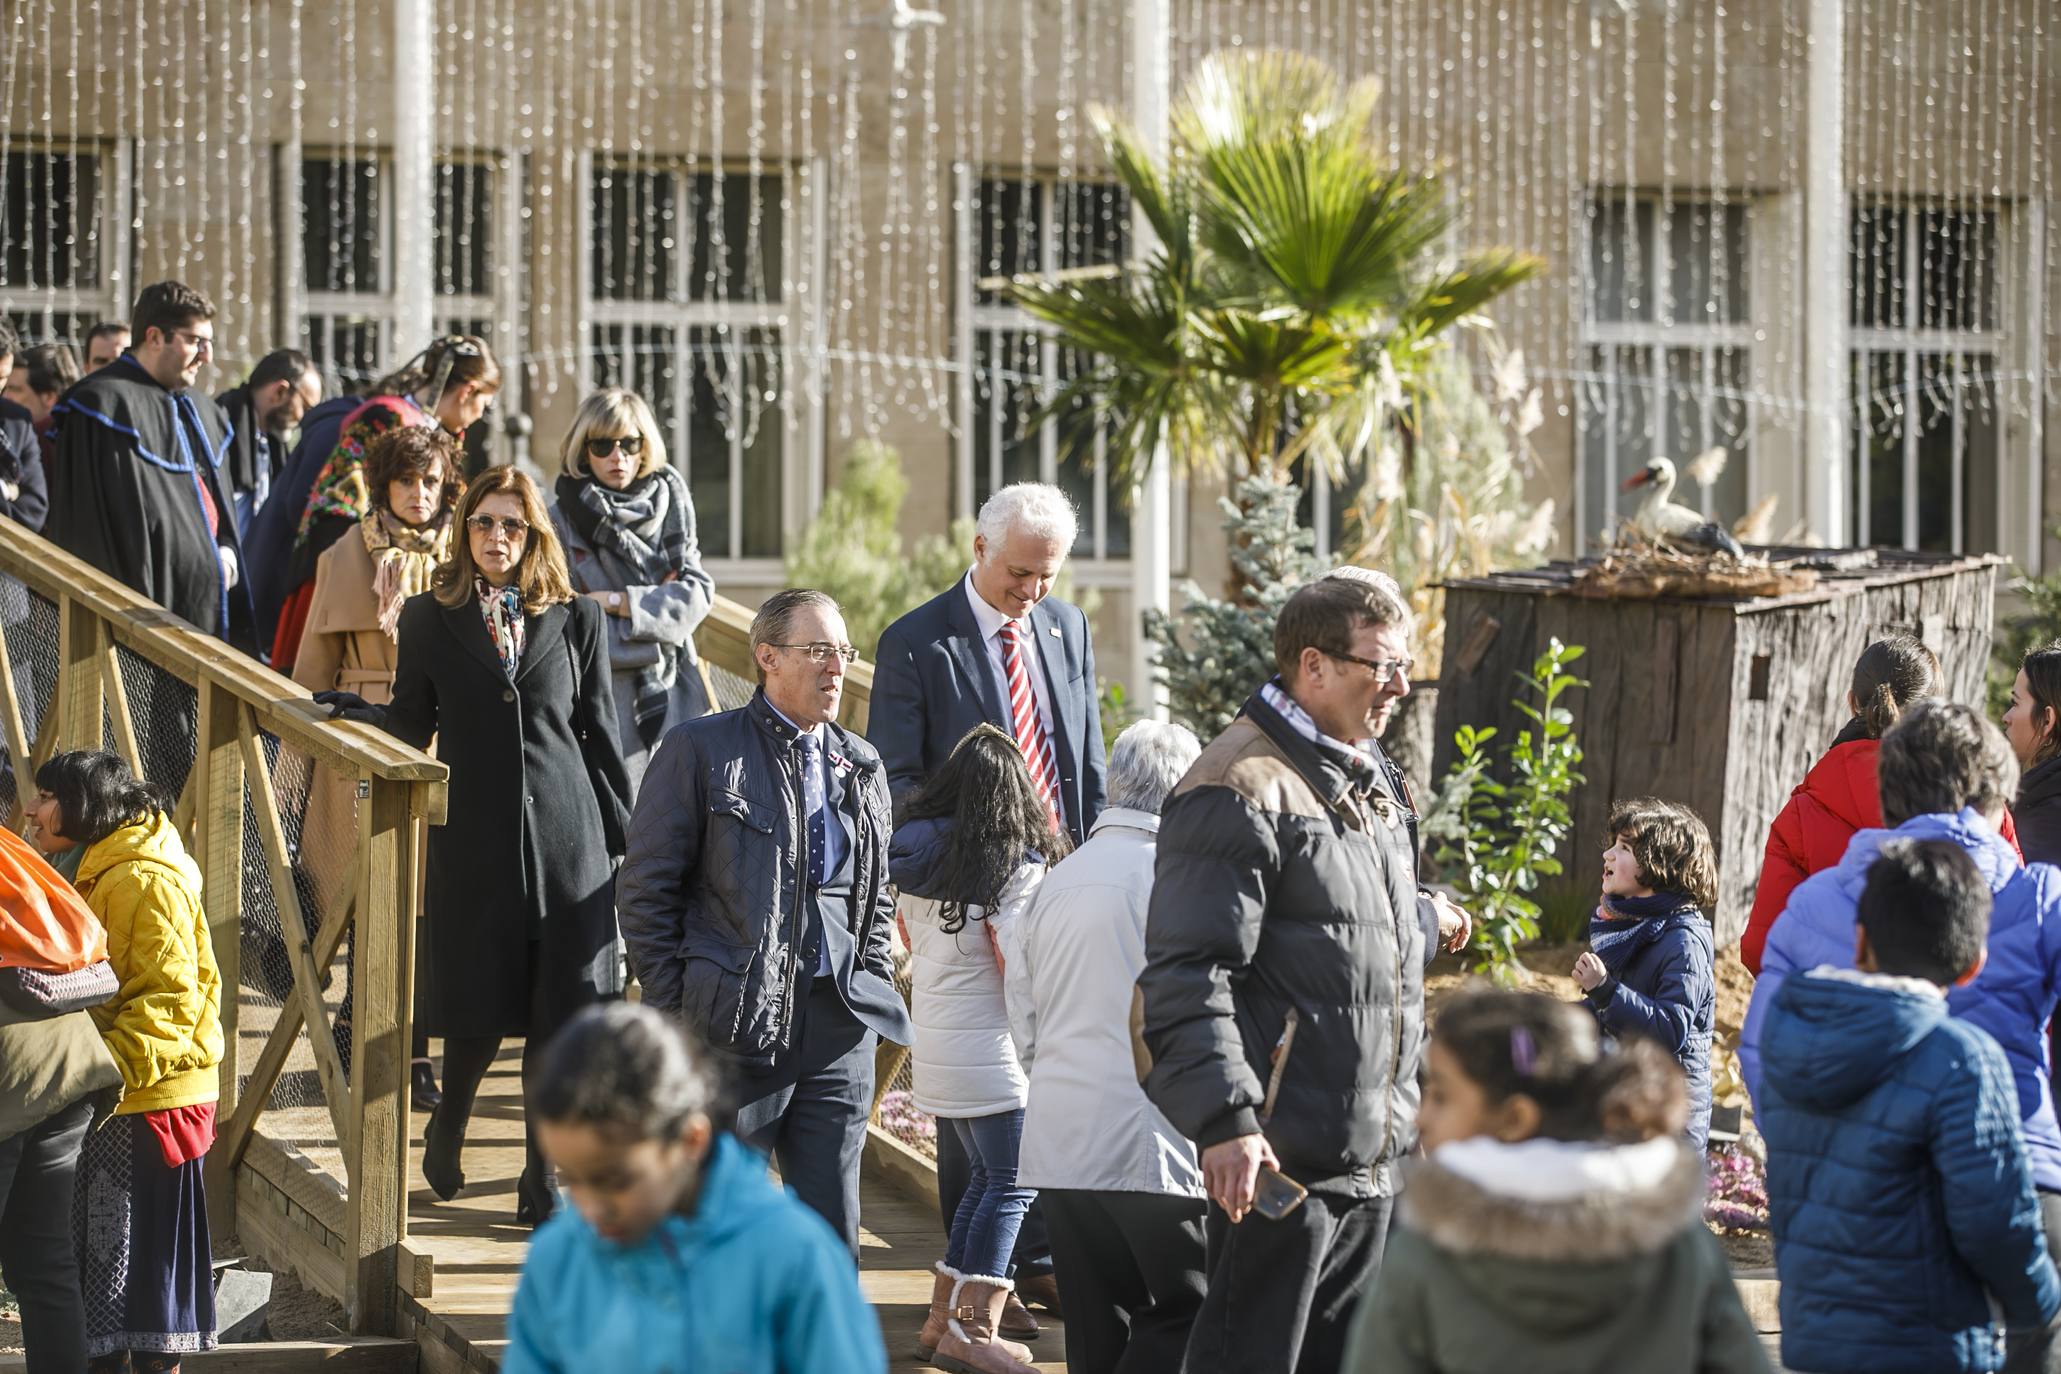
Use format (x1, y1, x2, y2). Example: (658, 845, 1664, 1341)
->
(502, 1133, 887, 1374)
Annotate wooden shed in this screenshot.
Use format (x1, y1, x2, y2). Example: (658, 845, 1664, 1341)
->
(1431, 548, 2003, 949)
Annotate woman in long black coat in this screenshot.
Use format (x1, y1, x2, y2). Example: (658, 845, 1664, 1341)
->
(322, 464, 631, 1225)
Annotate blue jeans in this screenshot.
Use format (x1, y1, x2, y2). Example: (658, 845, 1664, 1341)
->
(942, 1109, 1035, 1279)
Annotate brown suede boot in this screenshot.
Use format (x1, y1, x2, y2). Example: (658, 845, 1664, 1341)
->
(913, 1262, 958, 1363)
(932, 1275, 1039, 1374)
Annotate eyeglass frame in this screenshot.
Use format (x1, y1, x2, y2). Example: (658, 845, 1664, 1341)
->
(465, 513, 532, 539)
(166, 327, 214, 357)
(1325, 647, 1414, 683)
(768, 641, 860, 666)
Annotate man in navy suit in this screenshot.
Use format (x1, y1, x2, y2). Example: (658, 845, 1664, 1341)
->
(871, 482, 1105, 1328)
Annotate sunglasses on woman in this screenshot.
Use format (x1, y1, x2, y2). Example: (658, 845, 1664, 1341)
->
(586, 435, 645, 459)
(466, 514, 531, 539)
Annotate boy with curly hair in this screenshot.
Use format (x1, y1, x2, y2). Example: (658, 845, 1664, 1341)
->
(1572, 797, 1718, 1149)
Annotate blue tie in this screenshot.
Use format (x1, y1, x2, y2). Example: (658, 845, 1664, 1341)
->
(799, 732, 828, 887)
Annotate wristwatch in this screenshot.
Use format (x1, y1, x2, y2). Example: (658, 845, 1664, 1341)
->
(607, 591, 624, 613)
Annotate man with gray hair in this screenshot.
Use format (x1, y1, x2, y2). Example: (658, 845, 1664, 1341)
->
(1140, 574, 1468, 1373)
(998, 719, 1210, 1374)
(872, 480, 1106, 1323)
(619, 587, 911, 1254)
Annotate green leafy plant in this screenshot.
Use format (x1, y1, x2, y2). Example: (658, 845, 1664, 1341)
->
(1422, 639, 1587, 985)
(1098, 679, 1143, 755)
(1145, 472, 1324, 737)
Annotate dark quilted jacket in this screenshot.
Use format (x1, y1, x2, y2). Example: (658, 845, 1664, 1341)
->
(1139, 690, 1428, 1196)
(1761, 969, 2061, 1373)
(617, 691, 904, 1069)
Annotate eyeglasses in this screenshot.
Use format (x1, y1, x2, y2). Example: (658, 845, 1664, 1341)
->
(169, 328, 214, 357)
(466, 514, 531, 539)
(1327, 649, 1414, 683)
(585, 435, 645, 459)
(770, 642, 860, 666)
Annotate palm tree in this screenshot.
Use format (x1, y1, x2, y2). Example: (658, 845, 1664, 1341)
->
(1007, 48, 1542, 496)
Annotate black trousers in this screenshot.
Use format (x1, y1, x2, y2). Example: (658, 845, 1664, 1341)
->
(938, 1117, 1053, 1276)
(732, 975, 877, 1258)
(435, 938, 580, 1191)
(0, 1099, 94, 1374)
(1042, 1188, 1208, 1374)
(1182, 1190, 1394, 1374)
(2003, 1190, 2061, 1374)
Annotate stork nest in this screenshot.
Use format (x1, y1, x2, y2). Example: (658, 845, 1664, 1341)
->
(1571, 532, 1820, 601)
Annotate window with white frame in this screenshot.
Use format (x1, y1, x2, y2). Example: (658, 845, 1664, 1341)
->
(1, 145, 124, 348)
(1577, 193, 1753, 542)
(958, 174, 1134, 563)
(1848, 204, 2004, 554)
(586, 163, 790, 563)
(300, 155, 504, 387)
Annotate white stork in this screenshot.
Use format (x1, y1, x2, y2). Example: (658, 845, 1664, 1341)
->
(1621, 450, 1746, 557)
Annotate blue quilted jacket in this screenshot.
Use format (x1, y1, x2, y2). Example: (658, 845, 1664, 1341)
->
(1759, 969, 2060, 1373)
(1743, 809, 2061, 1192)
(1583, 900, 1715, 1150)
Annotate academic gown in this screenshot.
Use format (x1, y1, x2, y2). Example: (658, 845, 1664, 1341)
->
(49, 355, 256, 653)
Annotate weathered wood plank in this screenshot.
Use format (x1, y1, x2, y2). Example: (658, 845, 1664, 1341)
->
(198, 679, 248, 1241)
(346, 777, 413, 1335)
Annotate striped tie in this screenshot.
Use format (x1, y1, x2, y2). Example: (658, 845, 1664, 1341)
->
(999, 620, 1063, 832)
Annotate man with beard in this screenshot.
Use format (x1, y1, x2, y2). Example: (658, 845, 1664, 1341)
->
(47, 281, 255, 653)
(216, 349, 322, 537)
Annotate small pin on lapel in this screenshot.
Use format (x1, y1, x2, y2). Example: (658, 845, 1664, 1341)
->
(1048, 625, 1061, 637)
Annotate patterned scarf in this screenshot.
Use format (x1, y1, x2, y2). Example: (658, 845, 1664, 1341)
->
(1259, 678, 1385, 795)
(554, 468, 698, 747)
(363, 509, 452, 641)
(296, 395, 426, 549)
(476, 577, 526, 678)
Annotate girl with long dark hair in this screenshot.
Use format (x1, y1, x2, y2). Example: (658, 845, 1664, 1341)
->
(2004, 642, 2061, 865)
(889, 724, 1072, 1374)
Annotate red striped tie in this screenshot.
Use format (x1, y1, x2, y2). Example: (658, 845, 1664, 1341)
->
(999, 621, 1064, 832)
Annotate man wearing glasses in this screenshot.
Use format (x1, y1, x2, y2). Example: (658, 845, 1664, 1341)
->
(618, 587, 911, 1256)
(47, 281, 255, 654)
(1138, 573, 1469, 1374)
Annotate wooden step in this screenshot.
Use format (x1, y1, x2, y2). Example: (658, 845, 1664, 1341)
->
(0, 1337, 417, 1373)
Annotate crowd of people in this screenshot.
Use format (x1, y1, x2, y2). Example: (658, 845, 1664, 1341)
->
(10, 276, 2061, 1374)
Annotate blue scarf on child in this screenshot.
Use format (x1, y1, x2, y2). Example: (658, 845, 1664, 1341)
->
(1590, 892, 1704, 976)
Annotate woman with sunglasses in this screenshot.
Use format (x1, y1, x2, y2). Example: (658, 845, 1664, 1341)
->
(546, 389, 715, 796)
(317, 466, 633, 1226)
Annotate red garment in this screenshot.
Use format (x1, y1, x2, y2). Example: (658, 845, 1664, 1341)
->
(142, 1102, 216, 1169)
(271, 578, 317, 673)
(1743, 737, 2024, 973)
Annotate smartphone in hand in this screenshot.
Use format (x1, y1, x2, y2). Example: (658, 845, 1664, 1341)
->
(1251, 1166, 1308, 1221)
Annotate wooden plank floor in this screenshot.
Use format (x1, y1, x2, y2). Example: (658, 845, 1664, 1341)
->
(399, 1050, 1066, 1372)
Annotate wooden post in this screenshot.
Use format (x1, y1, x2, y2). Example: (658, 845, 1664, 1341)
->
(345, 775, 412, 1335)
(195, 680, 246, 1241)
(56, 596, 104, 753)
(0, 610, 38, 817)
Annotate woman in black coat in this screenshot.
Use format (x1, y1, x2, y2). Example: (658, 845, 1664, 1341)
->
(2004, 642, 2061, 865)
(321, 465, 631, 1225)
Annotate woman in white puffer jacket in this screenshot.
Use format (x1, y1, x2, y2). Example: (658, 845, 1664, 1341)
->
(889, 723, 1072, 1374)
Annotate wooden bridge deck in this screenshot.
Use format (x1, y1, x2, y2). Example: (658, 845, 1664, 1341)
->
(395, 1050, 1067, 1373)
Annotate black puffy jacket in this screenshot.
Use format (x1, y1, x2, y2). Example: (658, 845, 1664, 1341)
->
(617, 690, 907, 1069)
(1140, 690, 1430, 1196)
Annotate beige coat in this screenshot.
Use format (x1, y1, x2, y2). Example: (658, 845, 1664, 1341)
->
(292, 523, 401, 703)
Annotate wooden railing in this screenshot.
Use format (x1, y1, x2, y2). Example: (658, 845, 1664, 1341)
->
(0, 520, 446, 1335)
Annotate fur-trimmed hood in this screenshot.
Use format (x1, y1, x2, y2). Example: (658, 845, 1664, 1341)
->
(1390, 1136, 1710, 1340)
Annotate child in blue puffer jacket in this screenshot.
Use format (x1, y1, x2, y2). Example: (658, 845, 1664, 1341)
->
(1743, 703, 2061, 1226)
(1759, 838, 2061, 1374)
(502, 1003, 888, 1374)
(1571, 798, 1717, 1149)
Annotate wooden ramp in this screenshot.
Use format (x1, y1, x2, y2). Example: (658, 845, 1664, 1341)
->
(396, 1051, 1066, 1373)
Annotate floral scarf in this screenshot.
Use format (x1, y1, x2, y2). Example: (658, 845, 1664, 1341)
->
(476, 578, 526, 678)
(363, 510, 452, 641)
(295, 395, 426, 549)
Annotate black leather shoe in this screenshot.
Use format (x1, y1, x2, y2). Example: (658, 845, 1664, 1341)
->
(515, 1168, 558, 1227)
(421, 1100, 464, 1202)
(411, 1060, 442, 1113)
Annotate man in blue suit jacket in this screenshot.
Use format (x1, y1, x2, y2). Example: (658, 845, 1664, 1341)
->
(871, 482, 1106, 844)
(870, 482, 1105, 1327)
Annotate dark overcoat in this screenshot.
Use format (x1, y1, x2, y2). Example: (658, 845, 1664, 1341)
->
(384, 590, 634, 1038)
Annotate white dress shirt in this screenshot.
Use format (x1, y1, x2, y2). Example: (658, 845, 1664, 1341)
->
(961, 570, 1057, 744)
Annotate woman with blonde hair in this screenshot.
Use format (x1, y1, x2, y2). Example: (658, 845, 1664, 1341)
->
(546, 388, 714, 794)
(316, 466, 632, 1226)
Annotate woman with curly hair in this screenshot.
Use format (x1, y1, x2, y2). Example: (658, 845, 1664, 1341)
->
(889, 724, 1072, 1374)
